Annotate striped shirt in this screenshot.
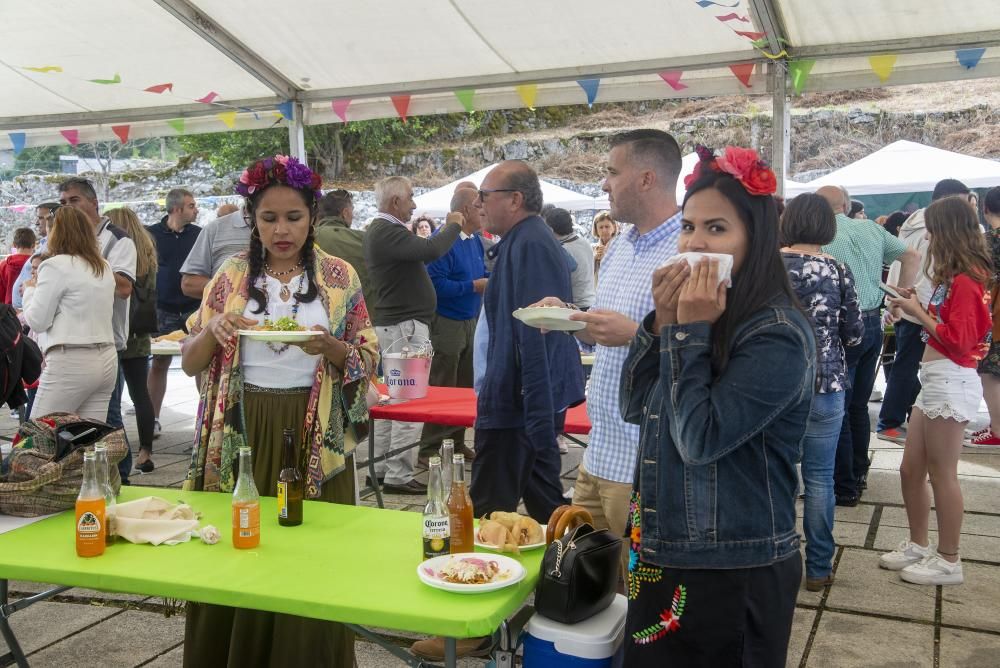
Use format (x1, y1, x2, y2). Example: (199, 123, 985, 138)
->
(584, 212, 682, 484)
(822, 213, 907, 311)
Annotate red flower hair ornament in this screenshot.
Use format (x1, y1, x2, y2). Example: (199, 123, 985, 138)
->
(683, 145, 777, 196)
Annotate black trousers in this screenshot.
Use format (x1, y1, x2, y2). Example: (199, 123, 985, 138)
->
(470, 411, 566, 524)
(121, 356, 154, 453)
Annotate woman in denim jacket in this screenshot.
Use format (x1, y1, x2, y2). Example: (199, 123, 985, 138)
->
(619, 147, 816, 666)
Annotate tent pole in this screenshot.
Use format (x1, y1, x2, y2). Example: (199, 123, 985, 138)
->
(288, 102, 306, 160)
(770, 64, 790, 197)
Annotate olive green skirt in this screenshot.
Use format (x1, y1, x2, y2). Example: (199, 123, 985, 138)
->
(183, 387, 356, 668)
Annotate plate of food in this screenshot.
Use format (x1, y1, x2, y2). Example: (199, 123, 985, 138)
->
(417, 553, 526, 594)
(475, 512, 546, 553)
(238, 317, 322, 342)
(512, 306, 586, 332)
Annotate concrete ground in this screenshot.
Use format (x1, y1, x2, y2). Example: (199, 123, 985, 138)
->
(1, 361, 999, 667)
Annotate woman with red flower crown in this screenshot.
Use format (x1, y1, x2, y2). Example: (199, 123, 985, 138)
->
(180, 155, 379, 667)
(620, 147, 815, 666)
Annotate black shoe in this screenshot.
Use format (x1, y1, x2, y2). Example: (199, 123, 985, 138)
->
(365, 476, 385, 489)
(135, 460, 154, 474)
(383, 479, 428, 495)
(835, 494, 859, 507)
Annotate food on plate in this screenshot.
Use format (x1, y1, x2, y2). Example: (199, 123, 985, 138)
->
(546, 505, 594, 544)
(476, 512, 544, 553)
(153, 330, 186, 343)
(255, 316, 305, 332)
(438, 556, 502, 584)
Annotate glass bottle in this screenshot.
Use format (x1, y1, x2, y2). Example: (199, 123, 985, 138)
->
(277, 428, 303, 527)
(440, 439, 455, 493)
(422, 456, 450, 559)
(447, 454, 474, 553)
(232, 446, 260, 549)
(93, 443, 116, 545)
(75, 450, 105, 558)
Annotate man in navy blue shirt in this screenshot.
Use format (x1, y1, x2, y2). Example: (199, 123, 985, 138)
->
(418, 188, 488, 464)
(147, 188, 202, 436)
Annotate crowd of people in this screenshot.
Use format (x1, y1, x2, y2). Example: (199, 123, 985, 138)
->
(3, 128, 999, 666)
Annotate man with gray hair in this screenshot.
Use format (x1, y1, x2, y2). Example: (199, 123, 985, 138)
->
(417, 186, 488, 465)
(818, 184, 920, 506)
(147, 188, 201, 441)
(364, 176, 463, 494)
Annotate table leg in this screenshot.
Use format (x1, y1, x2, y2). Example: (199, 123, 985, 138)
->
(368, 419, 384, 509)
(0, 580, 30, 668)
(444, 637, 457, 667)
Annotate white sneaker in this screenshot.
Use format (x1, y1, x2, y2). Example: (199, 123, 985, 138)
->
(879, 540, 933, 570)
(557, 436, 569, 454)
(153, 419, 162, 440)
(900, 553, 963, 585)
(870, 389, 883, 402)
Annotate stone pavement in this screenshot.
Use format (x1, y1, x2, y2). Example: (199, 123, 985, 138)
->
(1, 362, 998, 667)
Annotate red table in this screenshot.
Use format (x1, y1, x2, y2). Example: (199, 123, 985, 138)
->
(364, 386, 590, 507)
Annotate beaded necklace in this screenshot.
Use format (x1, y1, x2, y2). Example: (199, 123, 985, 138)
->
(260, 271, 306, 354)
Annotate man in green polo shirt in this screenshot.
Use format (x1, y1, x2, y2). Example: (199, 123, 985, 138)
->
(818, 185, 920, 506)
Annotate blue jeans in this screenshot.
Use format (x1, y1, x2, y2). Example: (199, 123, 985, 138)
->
(835, 311, 881, 498)
(877, 319, 925, 431)
(802, 391, 845, 579)
(106, 356, 132, 485)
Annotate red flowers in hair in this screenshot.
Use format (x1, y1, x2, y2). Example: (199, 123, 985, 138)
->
(683, 145, 778, 196)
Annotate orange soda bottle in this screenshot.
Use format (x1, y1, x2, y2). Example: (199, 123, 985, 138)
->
(76, 450, 106, 557)
(232, 446, 260, 549)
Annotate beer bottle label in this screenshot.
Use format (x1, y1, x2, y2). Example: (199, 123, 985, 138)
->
(422, 516, 450, 558)
(277, 482, 288, 519)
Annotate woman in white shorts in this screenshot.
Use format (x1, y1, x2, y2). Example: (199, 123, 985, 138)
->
(880, 196, 992, 585)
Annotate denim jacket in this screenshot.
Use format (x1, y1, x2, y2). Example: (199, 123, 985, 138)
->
(620, 295, 816, 569)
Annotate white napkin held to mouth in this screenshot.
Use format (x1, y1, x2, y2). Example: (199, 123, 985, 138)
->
(662, 252, 734, 287)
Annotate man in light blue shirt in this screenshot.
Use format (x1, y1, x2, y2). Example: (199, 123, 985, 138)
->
(12, 203, 56, 309)
(535, 130, 683, 569)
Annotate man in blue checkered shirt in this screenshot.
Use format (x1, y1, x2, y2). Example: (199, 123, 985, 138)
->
(535, 130, 683, 570)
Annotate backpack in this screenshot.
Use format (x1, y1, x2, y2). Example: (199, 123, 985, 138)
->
(0, 304, 41, 409)
(129, 271, 159, 336)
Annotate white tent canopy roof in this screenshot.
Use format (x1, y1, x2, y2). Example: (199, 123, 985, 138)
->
(2, 1, 1000, 149)
(413, 164, 603, 216)
(796, 140, 1000, 196)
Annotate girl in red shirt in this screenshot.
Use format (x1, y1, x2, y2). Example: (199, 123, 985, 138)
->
(881, 196, 992, 586)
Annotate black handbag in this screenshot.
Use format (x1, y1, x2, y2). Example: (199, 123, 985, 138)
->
(534, 523, 622, 624)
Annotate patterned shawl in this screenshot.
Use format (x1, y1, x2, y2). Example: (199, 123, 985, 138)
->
(182, 248, 378, 498)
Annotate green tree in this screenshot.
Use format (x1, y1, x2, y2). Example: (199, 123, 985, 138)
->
(178, 128, 288, 175)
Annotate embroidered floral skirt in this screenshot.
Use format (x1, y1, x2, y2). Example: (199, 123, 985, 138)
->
(977, 339, 1000, 377)
(183, 389, 356, 668)
(624, 491, 802, 667)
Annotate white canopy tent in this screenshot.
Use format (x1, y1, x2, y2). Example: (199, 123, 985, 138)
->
(793, 140, 1000, 195)
(413, 164, 603, 216)
(2, 1, 999, 190)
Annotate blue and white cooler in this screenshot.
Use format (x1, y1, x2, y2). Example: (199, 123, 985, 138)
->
(522, 594, 627, 667)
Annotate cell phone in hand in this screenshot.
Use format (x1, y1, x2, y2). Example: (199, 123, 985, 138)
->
(879, 282, 902, 300)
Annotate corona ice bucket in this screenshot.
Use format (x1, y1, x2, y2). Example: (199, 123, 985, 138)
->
(382, 335, 434, 399)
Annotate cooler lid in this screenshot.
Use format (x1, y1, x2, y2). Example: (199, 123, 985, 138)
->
(526, 595, 627, 660)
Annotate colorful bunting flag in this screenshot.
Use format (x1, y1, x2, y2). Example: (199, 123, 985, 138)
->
(145, 83, 174, 94)
(868, 55, 897, 83)
(23, 66, 62, 73)
(956, 48, 986, 70)
(454, 89, 476, 113)
(196, 91, 219, 104)
(734, 30, 766, 40)
(167, 118, 185, 134)
(10, 205, 29, 213)
(658, 71, 688, 91)
(217, 111, 237, 128)
(277, 101, 294, 121)
(787, 60, 816, 95)
(516, 84, 538, 110)
(89, 73, 121, 85)
(111, 125, 130, 143)
(391, 95, 411, 123)
(60, 130, 79, 146)
(331, 99, 351, 122)
(715, 12, 750, 23)
(577, 79, 600, 107)
(729, 63, 755, 88)
(8, 132, 26, 156)
(695, 0, 738, 6)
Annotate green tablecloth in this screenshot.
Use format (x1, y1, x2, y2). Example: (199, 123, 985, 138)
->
(0, 486, 542, 638)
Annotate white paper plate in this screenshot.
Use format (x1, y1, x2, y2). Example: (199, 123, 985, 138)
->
(150, 341, 181, 355)
(417, 553, 526, 594)
(512, 307, 586, 332)
(475, 523, 547, 552)
(238, 330, 322, 343)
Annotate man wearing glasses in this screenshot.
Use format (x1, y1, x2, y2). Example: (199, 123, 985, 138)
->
(11, 203, 58, 309)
